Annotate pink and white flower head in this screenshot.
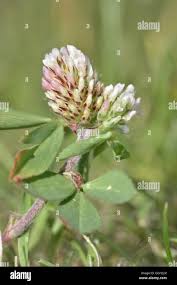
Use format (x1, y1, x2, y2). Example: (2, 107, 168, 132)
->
(42, 45, 140, 129)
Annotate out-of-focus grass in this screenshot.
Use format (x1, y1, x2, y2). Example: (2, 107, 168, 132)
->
(163, 203, 173, 264)
(0, 0, 177, 266)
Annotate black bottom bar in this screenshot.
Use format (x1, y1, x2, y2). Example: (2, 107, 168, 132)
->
(0, 267, 176, 282)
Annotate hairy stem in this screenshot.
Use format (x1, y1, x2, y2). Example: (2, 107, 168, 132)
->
(0, 230, 2, 261)
(65, 128, 93, 172)
(2, 198, 45, 243)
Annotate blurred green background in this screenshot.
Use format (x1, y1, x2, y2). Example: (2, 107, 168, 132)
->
(0, 0, 177, 266)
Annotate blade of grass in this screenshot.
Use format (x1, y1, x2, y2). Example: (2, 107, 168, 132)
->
(29, 206, 49, 251)
(17, 193, 32, 266)
(38, 259, 55, 267)
(0, 231, 2, 263)
(71, 241, 88, 266)
(83, 235, 102, 267)
(162, 202, 173, 264)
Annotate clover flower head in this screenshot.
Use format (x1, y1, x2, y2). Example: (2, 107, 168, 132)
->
(42, 45, 140, 130)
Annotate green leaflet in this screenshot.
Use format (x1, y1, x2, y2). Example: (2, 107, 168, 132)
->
(83, 170, 136, 204)
(26, 172, 75, 202)
(0, 109, 51, 129)
(59, 132, 112, 160)
(22, 121, 58, 145)
(58, 192, 101, 234)
(11, 126, 64, 181)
